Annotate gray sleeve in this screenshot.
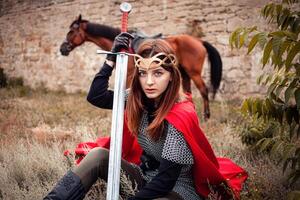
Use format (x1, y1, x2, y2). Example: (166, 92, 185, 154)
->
(161, 123, 194, 165)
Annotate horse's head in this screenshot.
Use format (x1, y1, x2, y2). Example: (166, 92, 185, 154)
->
(60, 15, 88, 56)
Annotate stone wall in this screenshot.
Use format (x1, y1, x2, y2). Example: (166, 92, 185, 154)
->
(0, 0, 271, 99)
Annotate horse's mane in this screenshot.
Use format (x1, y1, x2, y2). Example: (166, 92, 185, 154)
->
(86, 23, 121, 41)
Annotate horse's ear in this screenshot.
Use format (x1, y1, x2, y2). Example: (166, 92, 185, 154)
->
(78, 14, 82, 22)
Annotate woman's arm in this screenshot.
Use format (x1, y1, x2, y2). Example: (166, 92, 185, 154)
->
(86, 61, 114, 109)
(87, 32, 133, 109)
(129, 158, 183, 200)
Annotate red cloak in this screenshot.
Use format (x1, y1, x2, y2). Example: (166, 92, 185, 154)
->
(72, 100, 247, 199)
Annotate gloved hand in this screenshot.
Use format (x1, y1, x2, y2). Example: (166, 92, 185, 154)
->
(106, 32, 134, 62)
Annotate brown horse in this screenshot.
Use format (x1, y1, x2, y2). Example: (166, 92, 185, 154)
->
(60, 15, 222, 119)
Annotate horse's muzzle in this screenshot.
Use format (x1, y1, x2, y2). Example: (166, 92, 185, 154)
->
(60, 42, 72, 56)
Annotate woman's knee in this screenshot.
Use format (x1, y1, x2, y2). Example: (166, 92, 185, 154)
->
(88, 147, 109, 163)
(75, 147, 109, 172)
(72, 147, 110, 191)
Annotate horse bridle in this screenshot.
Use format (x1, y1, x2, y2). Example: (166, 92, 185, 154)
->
(64, 23, 86, 50)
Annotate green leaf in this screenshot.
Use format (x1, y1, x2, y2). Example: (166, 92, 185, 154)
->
(249, 26, 258, 33)
(258, 32, 268, 49)
(262, 3, 274, 18)
(275, 4, 283, 17)
(272, 36, 282, 56)
(278, 8, 287, 26)
(291, 18, 300, 33)
(241, 99, 250, 115)
(248, 33, 260, 54)
(230, 28, 243, 49)
(259, 138, 272, 152)
(264, 74, 273, 85)
(272, 75, 281, 84)
(257, 74, 265, 85)
(280, 9, 292, 30)
(263, 39, 273, 66)
(275, 85, 284, 97)
(285, 42, 300, 68)
(269, 30, 286, 38)
(239, 31, 248, 48)
(252, 99, 258, 115)
(280, 76, 289, 86)
(270, 92, 284, 104)
(285, 85, 296, 104)
(270, 140, 283, 156)
(255, 99, 263, 117)
(234, 29, 244, 48)
(283, 30, 297, 41)
(268, 83, 277, 95)
(265, 98, 275, 117)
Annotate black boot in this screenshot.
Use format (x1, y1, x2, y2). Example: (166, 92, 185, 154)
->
(44, 170, 86, 200)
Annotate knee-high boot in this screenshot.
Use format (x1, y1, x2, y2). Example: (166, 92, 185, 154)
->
(43, 170, 86, 200)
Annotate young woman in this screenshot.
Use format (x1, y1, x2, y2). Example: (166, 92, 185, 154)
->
(44, 33, 247, 200)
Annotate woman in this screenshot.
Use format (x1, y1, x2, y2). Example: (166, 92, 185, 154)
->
(44, 33, 247, 200)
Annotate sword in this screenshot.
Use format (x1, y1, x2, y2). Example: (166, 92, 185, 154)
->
(105, 2, 132, 200)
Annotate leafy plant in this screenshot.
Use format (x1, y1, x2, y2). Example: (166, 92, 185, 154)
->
(229, 0, 300, 197)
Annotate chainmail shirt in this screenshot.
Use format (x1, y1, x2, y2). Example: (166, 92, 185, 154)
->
(132, 110, 202, 200)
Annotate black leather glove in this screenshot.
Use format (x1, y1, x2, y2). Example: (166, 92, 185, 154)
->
(106, 32, 134, 62)
(140, 151, 160, 173)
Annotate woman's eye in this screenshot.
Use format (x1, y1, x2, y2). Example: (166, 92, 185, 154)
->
(154, 71, 163, 77)
(138, 71, 146, 77)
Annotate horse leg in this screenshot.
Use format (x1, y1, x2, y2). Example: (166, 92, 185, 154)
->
(190, 74, 210, 120)
(179, 66, 191, 93)
(165, 35, 210, 119)
(181, 49, 210, 119)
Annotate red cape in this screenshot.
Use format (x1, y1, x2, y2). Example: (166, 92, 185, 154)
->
(72, 100, 247, 199)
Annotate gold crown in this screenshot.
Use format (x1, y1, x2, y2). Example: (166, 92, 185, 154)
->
(134, 52, 178, 70)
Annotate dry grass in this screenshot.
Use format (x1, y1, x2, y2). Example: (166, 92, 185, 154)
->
(0, 86, 293, 199)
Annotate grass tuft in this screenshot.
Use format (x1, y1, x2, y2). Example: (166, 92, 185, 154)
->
(0, 86, 294, 199)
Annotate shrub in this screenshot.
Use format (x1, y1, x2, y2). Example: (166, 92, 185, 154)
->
(229, 0, 300, 198)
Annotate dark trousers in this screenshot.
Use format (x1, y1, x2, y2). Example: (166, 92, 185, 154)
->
(72, 147, 183, 200)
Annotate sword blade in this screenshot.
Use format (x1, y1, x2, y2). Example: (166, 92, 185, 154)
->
(106, 53, 128, 200)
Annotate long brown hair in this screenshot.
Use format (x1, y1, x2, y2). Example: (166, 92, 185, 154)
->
(126, 39, 184, 141)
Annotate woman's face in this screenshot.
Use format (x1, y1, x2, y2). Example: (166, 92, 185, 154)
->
(138, 65, 171, 100)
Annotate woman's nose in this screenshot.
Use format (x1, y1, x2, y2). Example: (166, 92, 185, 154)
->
(146, 74, 154, 85)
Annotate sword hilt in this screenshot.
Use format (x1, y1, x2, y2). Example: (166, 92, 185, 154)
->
(120, 2, 132, 33)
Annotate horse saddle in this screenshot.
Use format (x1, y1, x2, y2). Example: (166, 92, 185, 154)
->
(130, 30, 163, 53)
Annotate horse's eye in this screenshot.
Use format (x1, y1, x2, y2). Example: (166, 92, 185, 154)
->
(67, 29, 74, 36)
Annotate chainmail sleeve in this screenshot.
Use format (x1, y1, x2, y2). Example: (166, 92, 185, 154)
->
(161, 123, 194, 165)
(125, 89, 130, 102)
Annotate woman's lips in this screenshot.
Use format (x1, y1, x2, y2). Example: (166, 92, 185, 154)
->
(145, 89, 156, 93)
